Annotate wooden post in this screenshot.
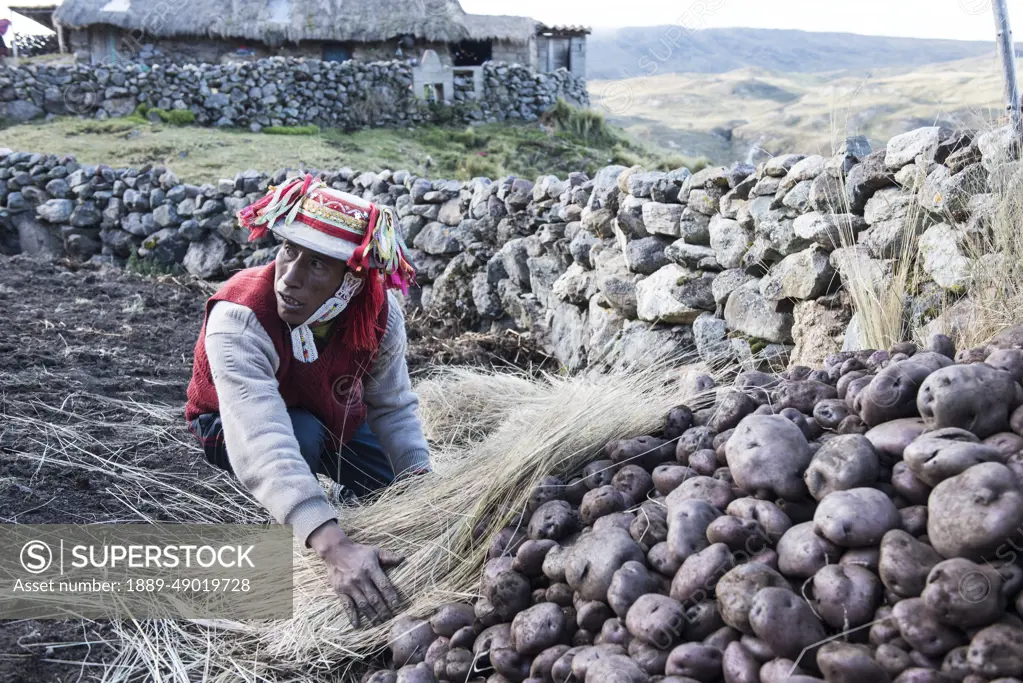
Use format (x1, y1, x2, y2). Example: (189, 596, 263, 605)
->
(9, 13, 18, 61)
(993, 0, 1022, 134)
(56, 21, 66, 54)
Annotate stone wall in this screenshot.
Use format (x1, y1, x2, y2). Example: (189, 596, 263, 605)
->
(0, 57, 589, 129)
(0, 124, 1006, 372)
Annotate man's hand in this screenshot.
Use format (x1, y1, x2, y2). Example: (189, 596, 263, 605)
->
(308, 521, 404, 627)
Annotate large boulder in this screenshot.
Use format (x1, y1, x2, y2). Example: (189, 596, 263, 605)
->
(2, 100, 44, 122)
(642, 202, 684, 237)
(978, 124, 1020, 172)
(780, 154, 826, 191)
(70, 201, 103, 228)
(143, 228, 188, 265)
(829, 245, 892, 292)
(712, 268, 756, 308)
(527, 255, 567, 309)
(499, 238, 532, 288)
(863, 187, 916, 226)
(709, 215, 751, 269)
(37, 199, 76, 224)
(413, 221, 469, 255)
(885, 126, 953, 170)
(764, 154, 806, 177)
(599, 273, 642, 319)
(547, 302, 589, 372)
(918, 223, 971, 290)
(12, 213, 61, 256)
(65, 233, 101, 260)
(755, 210, 810, 260)
(606, 319, 695, 371)
(759, 244, 836, 300)
(789, 298, 852, 368)
(808, 171, 845, 213)
(624, 236, 671, 275)
(587, 296, 627, 366)
(724, 282, 794, 344)
(636, 264, 714, 324)
(437, 198, 462, 227)
(688, 188, 722, 216)
(102, 97, 136, 118)
(586, 165, 628, 215)
(693, 312, 732, 363)
(792, 212, 867, 251)
(665, 241, 719, 270)
(679, 208, 712, 245)
(616, 194, 650, 238)
(432, 253, 481, 325)
(552, 264, 598, 306)
(861, 188, 925, 258)
(845, 150, 896, 214)
(183, 234, 230, 279)
(781, 180, 813, 212)
(920, 163, 986, 220)
(152, 203, 181, 228)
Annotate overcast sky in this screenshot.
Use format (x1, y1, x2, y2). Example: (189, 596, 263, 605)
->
(461, 0, 1023, 42)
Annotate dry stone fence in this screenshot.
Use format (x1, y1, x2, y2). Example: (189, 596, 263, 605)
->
(0, 57, 588, 129)
(0, 124, 1007, 371)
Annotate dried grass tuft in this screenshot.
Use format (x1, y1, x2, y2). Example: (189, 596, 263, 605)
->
(933, 161, 1023, 349)
(414, 367, 549, 448)
(828, 165, 923, 352)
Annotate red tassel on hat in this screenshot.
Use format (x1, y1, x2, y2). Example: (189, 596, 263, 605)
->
(341, 270, 386, 352)
(348, 203, 380, 274)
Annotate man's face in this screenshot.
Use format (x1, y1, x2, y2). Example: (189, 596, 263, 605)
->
(273, 240, 348, 325)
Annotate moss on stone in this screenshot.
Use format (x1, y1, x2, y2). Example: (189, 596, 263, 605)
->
(263, 125, 319, 135)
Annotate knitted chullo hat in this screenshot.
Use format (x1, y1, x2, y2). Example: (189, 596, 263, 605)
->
(237, 174, 416, 355)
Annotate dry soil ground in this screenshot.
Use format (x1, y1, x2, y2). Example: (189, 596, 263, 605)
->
(0, 254, 551, 682)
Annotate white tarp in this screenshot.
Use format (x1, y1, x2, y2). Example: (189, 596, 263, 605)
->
(5, 8, 56, 37)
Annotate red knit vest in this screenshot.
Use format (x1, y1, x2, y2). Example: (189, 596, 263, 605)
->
(185, 263, 388, 447)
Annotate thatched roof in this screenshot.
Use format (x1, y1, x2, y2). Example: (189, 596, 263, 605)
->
(462, 14, 536, 43)
(54, 0, 538, 45)
(10, 0, 62, 8)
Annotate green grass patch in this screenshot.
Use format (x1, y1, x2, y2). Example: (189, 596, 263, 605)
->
(263, 125, 320, 135)
(126, 252, 182, 276)
(129, 104, 195, 126)
(0, 108, 703, 184)
(549, 98, 615, 146)
(155, 109, 196, 126)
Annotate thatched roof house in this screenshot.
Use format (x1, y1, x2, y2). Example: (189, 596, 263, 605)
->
(53, 0, 587, 76)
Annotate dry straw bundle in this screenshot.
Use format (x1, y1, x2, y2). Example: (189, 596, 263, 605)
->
(104, 358, 706, 681)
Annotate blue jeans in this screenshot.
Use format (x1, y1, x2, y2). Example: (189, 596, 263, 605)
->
(189, 408, 395, 497)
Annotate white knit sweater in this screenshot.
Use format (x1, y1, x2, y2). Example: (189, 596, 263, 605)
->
(203, 293, 430, 545)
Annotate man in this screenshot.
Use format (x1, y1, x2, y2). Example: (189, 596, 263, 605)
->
(185, 174, 429, 627)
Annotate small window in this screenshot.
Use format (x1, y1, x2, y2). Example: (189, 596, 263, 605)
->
(322, 43, 351, 62)
(451, 39, 491, 67)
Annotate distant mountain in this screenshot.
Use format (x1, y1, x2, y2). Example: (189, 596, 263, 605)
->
(587, 27, 999, 80)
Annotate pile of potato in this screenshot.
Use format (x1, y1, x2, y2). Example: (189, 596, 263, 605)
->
(364, 325, 1023, 683)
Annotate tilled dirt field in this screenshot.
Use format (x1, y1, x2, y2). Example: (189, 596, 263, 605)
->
(0, 255, 216, 683)
(0, 255, 550, 683)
